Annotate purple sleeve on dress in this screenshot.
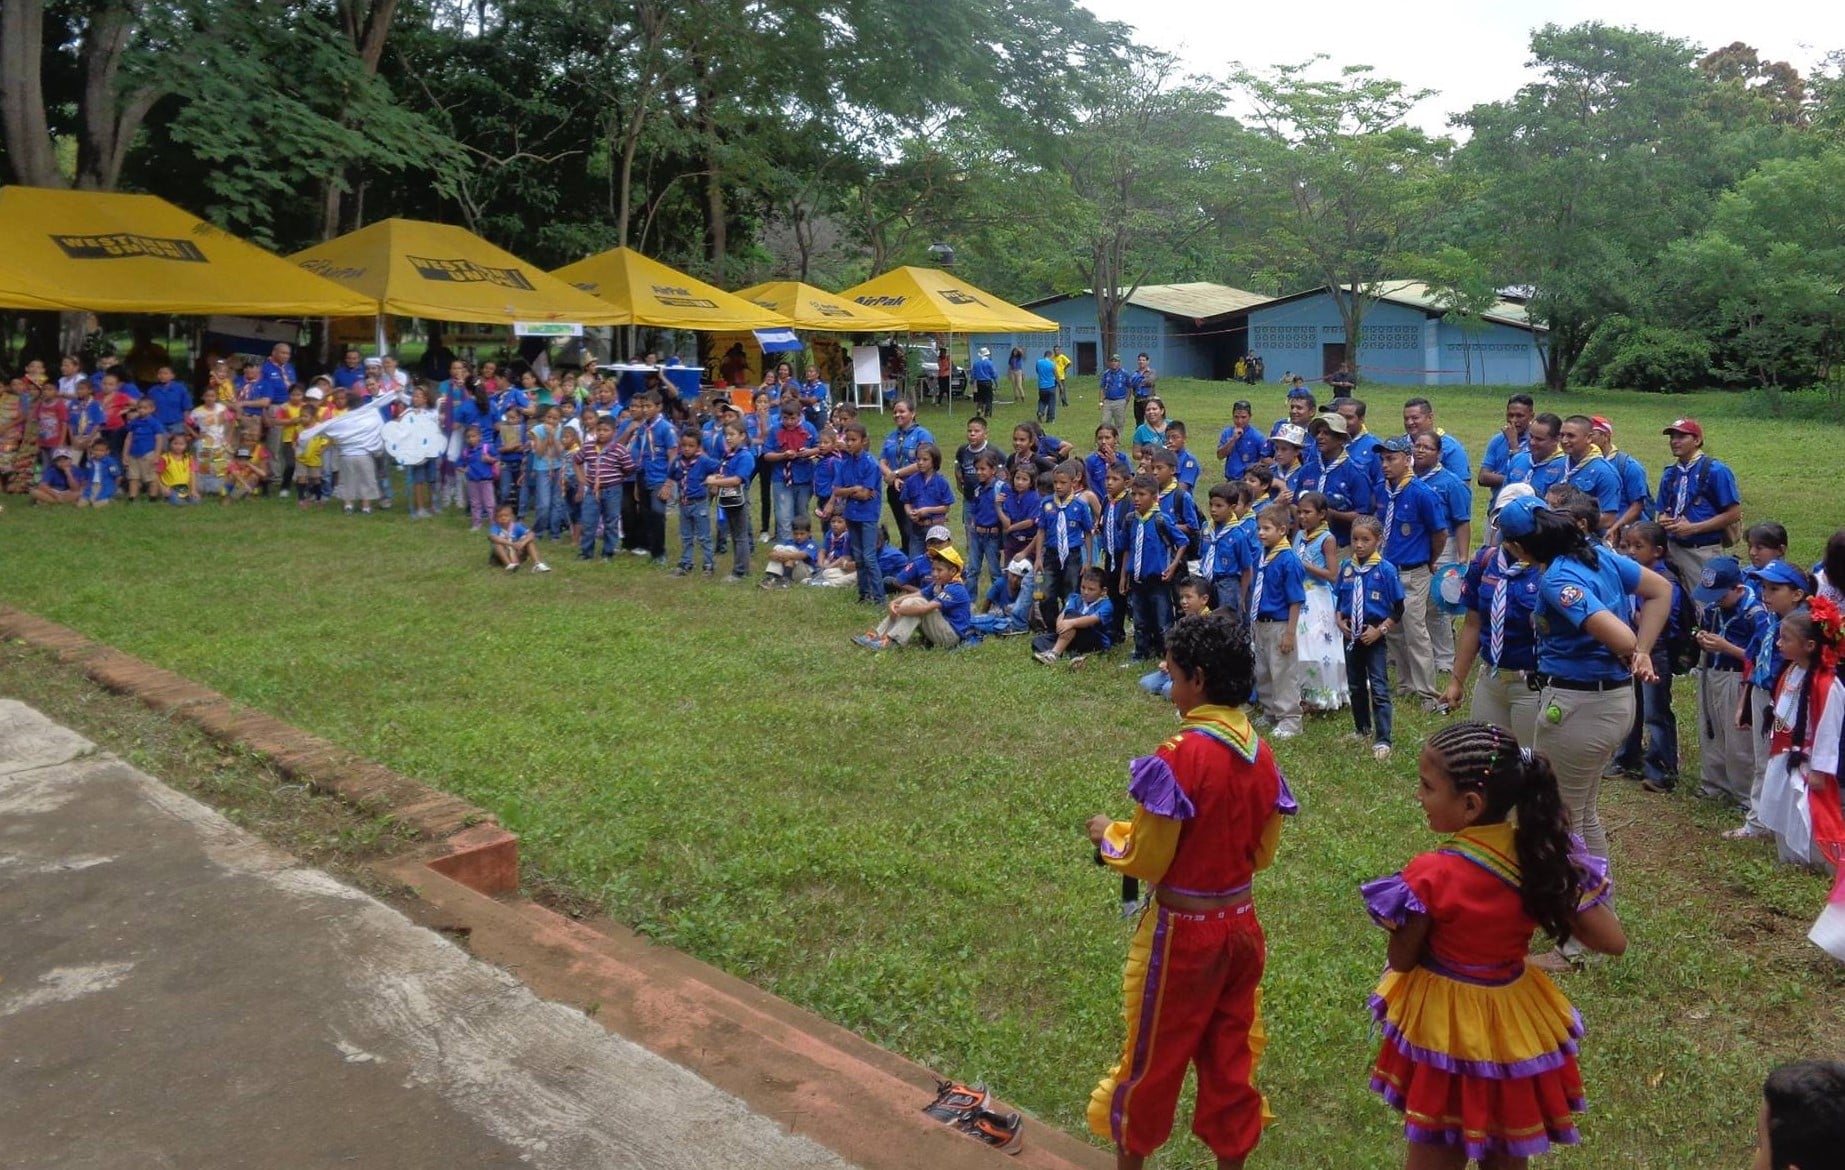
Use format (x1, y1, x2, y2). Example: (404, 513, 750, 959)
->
(1275, 769, 1299, 816)
(1360, 873, 1426, 929)
(1572, 846, 1613, 911)
(1127, 755, 1195, 821)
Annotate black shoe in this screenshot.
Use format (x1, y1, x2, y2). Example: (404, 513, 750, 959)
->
(577, 554, 594, 561)
(954, 1108, 1022, 1154)
(922, 1079, 990, 1123)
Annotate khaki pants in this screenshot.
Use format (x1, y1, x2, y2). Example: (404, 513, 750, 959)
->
(877, 609, 960, 648)
(1696, 669, 1753, 805)
(1746, 683, 1773, 830)
(1470, 668, 1541, 747)
(1387, 565, 1436, 699)
(1669, 542, 1720, 602)
(1427, 549, 1458, 673)
(1532, 683, 1634, 861)
(1253, 620, 1303, 735)
(1100, 398, 1128, 437)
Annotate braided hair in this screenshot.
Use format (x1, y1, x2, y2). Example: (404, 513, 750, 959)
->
(1778, 611, 1835, 772)
(1426, 722, 1581, 944)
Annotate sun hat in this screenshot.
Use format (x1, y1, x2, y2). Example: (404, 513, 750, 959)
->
(930, 546, 965, 568)
(925, 525, 953, 544)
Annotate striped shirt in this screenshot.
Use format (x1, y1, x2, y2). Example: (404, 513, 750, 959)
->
(575, 441, 635, 491)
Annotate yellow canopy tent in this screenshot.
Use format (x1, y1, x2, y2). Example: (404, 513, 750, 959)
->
(552, 247, 791, 330)
(731, 280, 902, 332)
(834, 267, 1056, 332)
(288, 218, 625, 325)
(0, 186, 376, 316)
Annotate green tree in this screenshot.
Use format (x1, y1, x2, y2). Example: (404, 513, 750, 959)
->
(1227, 59, 1449, 372)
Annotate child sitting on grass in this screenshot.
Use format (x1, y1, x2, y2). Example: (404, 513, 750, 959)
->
(970, 558, 1037, 636)
(488, 503, 551, 573)
(761, 515, 819, 588)
(30, 449, 80, 506)
(159, 434, 197, 505)
(1033, 566, 1113, 666)
(808, 513, 858, 587)
(854, 547, 974, 651)
(226, 448, 266, 502)
(78, 438, 120, 507)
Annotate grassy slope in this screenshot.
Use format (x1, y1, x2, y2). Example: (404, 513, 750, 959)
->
(1, 380, 1839, 1168)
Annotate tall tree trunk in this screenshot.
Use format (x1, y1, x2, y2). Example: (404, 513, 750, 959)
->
(318, 0, 399, 240)
(0, 0, 63, 186)
(691, 57, 725, 282)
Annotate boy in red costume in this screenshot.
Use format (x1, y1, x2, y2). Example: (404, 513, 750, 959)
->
(1086, 610, 1295, 1169)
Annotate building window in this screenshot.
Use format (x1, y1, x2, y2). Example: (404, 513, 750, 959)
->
(1251, 325, 1317, 350)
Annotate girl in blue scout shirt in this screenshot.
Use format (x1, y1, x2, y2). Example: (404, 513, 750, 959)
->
(710, 421, 757, 582)
(1337, 516, 1404, 761)
(965, 451, 1006, 602)
(999, 462, 1041, 564)
(900, 443, 955, 555)
(1443, 485, 1545, 744)
(1495, 497, 1672, 974)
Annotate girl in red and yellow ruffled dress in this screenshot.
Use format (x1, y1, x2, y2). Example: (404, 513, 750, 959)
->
(1361, 722, 1628, 1168)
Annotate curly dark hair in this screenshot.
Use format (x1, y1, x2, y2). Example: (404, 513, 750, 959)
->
(1426, 722, 1582, 944)
(1763, 1060, 1845, 1169)
(1162, 610, 1255, 708)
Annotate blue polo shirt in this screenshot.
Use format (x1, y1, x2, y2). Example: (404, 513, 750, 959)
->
(1698, 585, 1766, 672)
(767, 420, 819, 485)
(633, 417, 678, 486)
(149, 381, 192, 427)
(925, 579, 975, 638)
(1156, 481, 1199, 533)
(1565, 455, 1623, 521)
(1657, 454, 1740, 548)
(1040, 492, 1094, 562)
(1480, 429, 1528, 482)
(813, 452, 841, 502)
(1336, 555, 1405, 632)
(717, 446, 756, 492)
(835, 451, 882, 522)
(1533, 550, 1643, 682)
(968, 479, 1003, 528)
(1035, 358, 1057, 391)
(1608, 450, 1652, 520)
(880, 423, 933, 472)
(1060, 594, 1114, 649)
(1198, 521, 1249, 584)
(83, 456, 121, 501)
(1460, 546, 1541, 670)
(125, 414, 165, 458)
(332, 364, 368, 391)
(1250, 546, 1307, 621)
(1099, 367, 1131, 401)
(969, 358, 997, 384)
(1426, 431, 1471, 481)
(1507, 451, 1569, 499)
(1119, 508, 1188, 582)
(669, 452, 720, 501)
(1217, 423, 1265, 482)
(1420, 467, 1473, 538)
(1317, 451, 1375, 545)
(1083, 450, 1131, 500)
(1376, 476, 1443, 568)
(902, 471, 954, 517)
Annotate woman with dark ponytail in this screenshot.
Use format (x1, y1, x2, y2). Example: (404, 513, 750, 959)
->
(1361, 721, 1627, 1167)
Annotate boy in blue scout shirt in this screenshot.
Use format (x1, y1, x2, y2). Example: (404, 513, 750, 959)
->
(78, 437, 121, 506)
(1689, 555, 1770, 815)
(1249, 504, 1307, 738)
(761, 515, 820, 588)
(1036, 460, 1095, 631)
(1336, 515, 1405, 760)
(668, 429, 721, 577)
(1657, 417, 1742, 587)
(965, 450, 1006, 601)
(833, 421, 886, 604)
(1033, 567, 1115, 665)
(1199, 483, 1253, 620)
(1117, 473, 1190, 664)
(1163, 421, 1203, 492)
(1376, 436, 1447, 704)
(1148, 448, 1200, 542)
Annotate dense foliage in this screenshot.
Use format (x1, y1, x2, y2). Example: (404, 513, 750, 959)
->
(1, 3, 1840, 391)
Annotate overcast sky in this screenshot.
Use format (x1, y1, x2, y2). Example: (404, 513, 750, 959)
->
(1077, 0, 1844, 135)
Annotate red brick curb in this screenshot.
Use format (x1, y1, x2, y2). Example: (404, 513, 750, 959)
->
(0, 607, 515, 892)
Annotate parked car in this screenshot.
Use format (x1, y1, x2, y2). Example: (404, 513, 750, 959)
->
(896, 342, 967, 403)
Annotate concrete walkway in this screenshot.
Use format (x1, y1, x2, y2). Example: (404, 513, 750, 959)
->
(0, 700, 855, 1170)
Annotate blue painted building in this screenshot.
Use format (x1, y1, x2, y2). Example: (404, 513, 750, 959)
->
(965, 283, 1270, 380)
(1239, 281, 1545, 387)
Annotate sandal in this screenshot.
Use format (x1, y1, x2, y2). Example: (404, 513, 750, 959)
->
(1721, 825, 1769, 841)
(1529, 948, 1581, 975)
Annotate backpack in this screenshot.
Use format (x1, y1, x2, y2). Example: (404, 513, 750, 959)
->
(1664, 572, 1701, 677)
(1669, 456, 1742, 547)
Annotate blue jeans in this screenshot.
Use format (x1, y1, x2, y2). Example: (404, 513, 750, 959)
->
(968, 528, 1003, 603)
(1139, 669, 1172, 699)
(579, 486, 622, 557)
(848, 518, 883, 602)
(678, 498, 713, 569)
(529, 468, 558, 537)
(1128, 578, 1171, 661)
(773, 480, 812, 542)
(498, 458, 523, 512)
(1037, 389, 1056, 422)
(1346, 637, 1393, 745)
(1617, 651, 1678, 784)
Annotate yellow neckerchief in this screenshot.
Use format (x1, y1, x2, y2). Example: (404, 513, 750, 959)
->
(1052, 491, 1074, 508)
(1109, 488, 1129, 507)
(1135, 505, 1159, 522)
(1158, 480, 1177, 499)
(1348, 550, 1384, 573)
(1388, 472, 1413, 491)
(1176, 703, 1258, 761)
(1300, 523, 1329, 545)
(1535, 449, 1566, 465)
(1259, 540, 1285, 565)
(1587, 442, 1605, 459)
(1440, 821, 1520, 888)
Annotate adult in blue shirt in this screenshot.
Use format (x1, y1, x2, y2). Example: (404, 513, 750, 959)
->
(1308, 412, 1373, 548)
(1413, 430, 1474, 674)
(1504, 413, 1568, 500)
(1034, 351, 1058, 424)
(1216, 399, 1264, 485)
(1589, 416, 1651, 544)
(1401, 396, 1470, 482)
(1375, 436, 1446, 703)
(1442, 484, 1546, 743)
(147, 366, 193, 433)
(1477, 393, 1533, 490)
(1558, 414, 1622, 533)
(331, 348, 369, 392)
(878, 398, 934, 552)
(1265, 387, 1322, 474)
(1098, 354, 1131, 437)
(1128, 353, 1157, 424)
(256, 342, 295, 406)
(1496, 496, 1671, 901)
(1656, 417, 1742, 589)
(968, 348, 998, 417)
(1331, 396, 1386, 506)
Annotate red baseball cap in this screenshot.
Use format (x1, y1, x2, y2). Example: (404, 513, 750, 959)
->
(1662, 418, 1703, 440)
(1589, 415, 1613, 436)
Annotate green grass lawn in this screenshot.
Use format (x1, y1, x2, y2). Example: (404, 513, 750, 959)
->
(1, 379, 1840, 1168)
